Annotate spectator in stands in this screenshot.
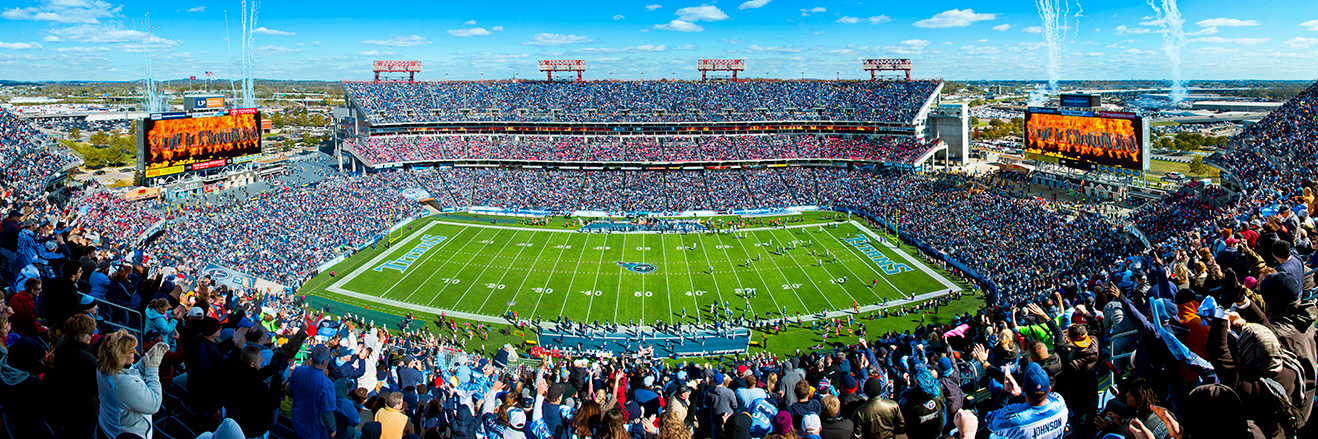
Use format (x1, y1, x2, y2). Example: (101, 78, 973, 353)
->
(47, 314, 99, 438)
(984, 363, 1068, 439)
(0, 335, 49, 438)
(225, 345, 284, 438)
(817, 394, 852, 439)
(290, 344, 337, 439)
(852, 377, 904, 439)
(377, 391, 415, 439)
(8, 277, 45, 339)
(96, 330, 166, 439)
(44, 260, 83, 328)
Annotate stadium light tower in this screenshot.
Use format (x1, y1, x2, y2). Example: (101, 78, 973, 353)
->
(372, 60, 421, 83)
(862, 59, 913, 81)
(538, 60, 586, 81)
(697, 59, 745, 81)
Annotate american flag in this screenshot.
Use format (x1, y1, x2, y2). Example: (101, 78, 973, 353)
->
(205, 71, 213, 76)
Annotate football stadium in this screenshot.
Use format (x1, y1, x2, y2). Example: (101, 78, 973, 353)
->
(2, 1, 1318, 439)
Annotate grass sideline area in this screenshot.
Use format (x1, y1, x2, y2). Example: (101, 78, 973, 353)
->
(300, 211, 981, 358)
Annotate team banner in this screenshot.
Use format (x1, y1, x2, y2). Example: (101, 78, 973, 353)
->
(398, 187, 434, 201)
(199, 263, 291, 293)
(142, 112, 262, 177)
(1024, 107, 1148, 172)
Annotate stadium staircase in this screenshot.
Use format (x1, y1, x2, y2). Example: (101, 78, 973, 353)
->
(911, 140, 947, 168)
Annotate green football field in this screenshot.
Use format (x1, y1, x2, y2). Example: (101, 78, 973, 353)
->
(317, 213, 958, 326)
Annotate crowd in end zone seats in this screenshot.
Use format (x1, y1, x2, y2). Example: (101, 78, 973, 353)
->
(346, 134, 940, 166)
(4, 81, 1318, 439)
(0, 109, 80, 199)
(1217, 80, 1318, 193)
(342, 80, 941, 124)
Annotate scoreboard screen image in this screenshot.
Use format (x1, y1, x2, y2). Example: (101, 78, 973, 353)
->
(1023, 107, 1149, 173)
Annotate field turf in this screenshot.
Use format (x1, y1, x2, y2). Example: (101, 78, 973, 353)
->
(318, 212, 957, 327)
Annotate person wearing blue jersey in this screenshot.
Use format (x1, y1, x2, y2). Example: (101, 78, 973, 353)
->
(984, 362, 1068, 439)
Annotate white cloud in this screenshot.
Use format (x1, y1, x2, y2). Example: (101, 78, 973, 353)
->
(960, 45, 1000, 55)
(645, 4, 662, 10)
(447, 27, 492, 37)
(1124, 48, 1155, 55)
(464, 20, 476, 25)
(2, 0, 120, 24)
(613, 14, 625, 20)
(0, 41, 39, 50)
(577, 44, 668, 53)
(1285, 37, 1318, 48)
(523, 33, 594, 45)
(653, 19, 702, 32)
(187, 6, 206, 12)
(1302, 20, 1318, 31)
(913, 9, 996, 28)
(738, 0, 770, 10)
(902, 39, 931, 46)
(1113, 25, 1149, 35)
(1188, 27, 1218, 36)
(837, 15, 890, 25)
(254, 45, 300, 56)
(252, 27, 295, 36)
(1190, 36, 1269, 44)
(1195, 18, 1259, 27)
(675, 44, 696, 50)
(747, 44, 804, 53)
(992, 24, 1011, 31)
(358, 50, 396, 56)
(675, 5, 728, 21)
(1022, 26, 1043, 33)
(723, 38, 745, 44)
(799, 6, 825, 16)
(361, 35, 433, 47)
(45, 24, 177, 48)
(492, 26, 503, 31)
(1195, 47, 1240, 54)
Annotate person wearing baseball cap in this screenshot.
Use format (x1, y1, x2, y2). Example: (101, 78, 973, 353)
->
(984, 362, 1068, 439)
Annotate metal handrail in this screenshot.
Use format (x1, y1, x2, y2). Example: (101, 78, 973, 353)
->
(91, 296, 148, 351)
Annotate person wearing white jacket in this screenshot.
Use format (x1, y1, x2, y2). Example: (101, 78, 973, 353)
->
(97, 330, 167, 439)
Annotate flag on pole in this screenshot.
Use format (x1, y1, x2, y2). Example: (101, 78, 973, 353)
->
(205, 71, 213, 77)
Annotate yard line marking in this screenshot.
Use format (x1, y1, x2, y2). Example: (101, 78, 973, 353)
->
(659, 234, 673, 322)
(530, 232, 577, 319)
(398, 227, 471, 303)
(416, 227, 500, 308)
(678, 233, 711, 322)
(613, 233, 627, 324)
(737, 229, 806, 314)
(495, 227, 561, 317)
(697, 232, 732, 320)
(443, 229, 523, 309)
(582, 233, 611, 321)
(767, 227, 859, 308)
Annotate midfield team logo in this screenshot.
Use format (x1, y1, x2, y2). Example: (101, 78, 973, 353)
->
(616, 262, 657, 274)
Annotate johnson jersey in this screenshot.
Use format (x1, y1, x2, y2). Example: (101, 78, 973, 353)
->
(984, 393, 1069, 439)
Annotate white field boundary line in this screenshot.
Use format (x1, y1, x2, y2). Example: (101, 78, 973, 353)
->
(328, 221, 442, 293)
(429, 220, 827, 235)
(849, 220, 962, 293)
(325, 220, 965, 327)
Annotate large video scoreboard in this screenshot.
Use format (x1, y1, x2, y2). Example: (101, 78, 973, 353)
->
(137, 109, 262, 179)
(1023, 107, 1149, 174)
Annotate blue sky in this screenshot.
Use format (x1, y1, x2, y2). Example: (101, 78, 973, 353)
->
(0, 0, 1316, 82)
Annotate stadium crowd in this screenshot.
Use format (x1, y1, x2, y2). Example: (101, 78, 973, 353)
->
(342, 80, 941, 125)
(0, 109, 80, 200)
(0, 81, 1317, 439)
(345, 135, 940, 167)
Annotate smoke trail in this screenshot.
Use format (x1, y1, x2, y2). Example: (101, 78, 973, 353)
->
(1147, 0, 1187, 103)
(1035, 0, 1064, 94)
